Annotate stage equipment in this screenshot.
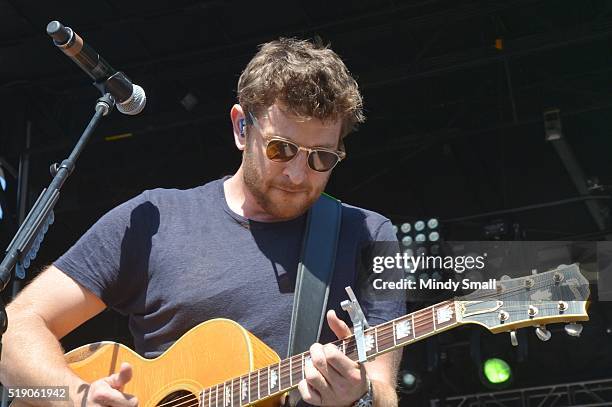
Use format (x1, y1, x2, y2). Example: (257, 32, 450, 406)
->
(482, 358, 512, 385)
(544, 107, 609, 232)
(0, 20, 146, 367)
(46, 21, 146, 115)
(394, 218, 448, 298)
(543, 108, 562, 141)
(398, 370, 420, 394)
(395, 218, 441, 257)
(0, 166, 5, 221)
(431, 377, 612, 406)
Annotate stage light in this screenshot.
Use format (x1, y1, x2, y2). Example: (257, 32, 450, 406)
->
(0, 166, 6, 221)
(0, 167, 5, 191)
(393, 217, 446, 289)
(483, 358, 512, 385)
(414, 220, 425, 232)
(495, 38, 504, 50)
(401, 235, 413, 247)
(398, 370, 419, 394)
(392, 224, 398, 235)
(400, 222, 411, 233)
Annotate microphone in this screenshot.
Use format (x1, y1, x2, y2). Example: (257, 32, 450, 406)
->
(46, 20, 146, 115)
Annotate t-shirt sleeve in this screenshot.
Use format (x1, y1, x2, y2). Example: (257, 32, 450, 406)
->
(53, 191, 156, 313)
(357, 219, 407, 326)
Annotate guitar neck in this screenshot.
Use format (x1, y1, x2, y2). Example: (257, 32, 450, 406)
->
(200, 300, 459, 407)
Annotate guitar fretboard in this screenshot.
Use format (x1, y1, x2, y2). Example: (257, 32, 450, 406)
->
(200, 300, 458, 407)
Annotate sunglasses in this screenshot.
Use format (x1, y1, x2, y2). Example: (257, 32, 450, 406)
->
(247, 112, 346, 172)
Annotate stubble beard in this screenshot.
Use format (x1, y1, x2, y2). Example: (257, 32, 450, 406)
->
(242, 147, 321, 221)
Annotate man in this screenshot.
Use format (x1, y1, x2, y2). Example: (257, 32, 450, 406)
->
(0, 38, 404, 406)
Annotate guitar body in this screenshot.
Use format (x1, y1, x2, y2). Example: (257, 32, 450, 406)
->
(18, 319, 283, 407)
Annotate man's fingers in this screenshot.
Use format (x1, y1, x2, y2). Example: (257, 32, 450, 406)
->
(106, 362, 133, 390)
(321, 343, 358, 381)
(92, 388, 138, 407)
(88, 362, 138, 407)
(326, 310, 352, 340)
(304, 358, 331, 396)
(309, 344, 334, 384)
(298, 379, 322, 406)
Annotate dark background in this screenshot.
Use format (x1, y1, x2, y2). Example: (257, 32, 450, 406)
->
(1, 0, 611, 404)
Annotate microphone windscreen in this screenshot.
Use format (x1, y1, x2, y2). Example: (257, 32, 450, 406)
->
(117, 84, 146, 115)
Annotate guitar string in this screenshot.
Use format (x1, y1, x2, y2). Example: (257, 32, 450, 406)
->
(154, 277, 581, 407)
(176, 300, 568, 407)
(162, 301, 556, 407)
(153, 311, 447, 407)
(160, 301, 571, 407)
(160, 303, 565, 407)
(461, 272, 585, 302)
(158, 301, 530, 407)
(159, 289, 567, 407)
(152, 301, 453, 407)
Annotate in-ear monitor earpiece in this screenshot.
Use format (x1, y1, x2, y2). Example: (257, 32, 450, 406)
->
(239, 118, 246, 136)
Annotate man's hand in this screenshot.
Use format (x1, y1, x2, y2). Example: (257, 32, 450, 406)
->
(83, 362, 138, 407)
(298, 310, 368, 406)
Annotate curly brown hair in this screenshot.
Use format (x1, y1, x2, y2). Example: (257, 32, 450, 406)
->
(237, 38, 365, 138)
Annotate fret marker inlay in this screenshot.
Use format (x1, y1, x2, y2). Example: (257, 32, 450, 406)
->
(270, 368, 278, 390)
(305, 355, 313, 370)
(365, 333, 375, 351)
(241, 378, 248, 401)
(395, 320, 412, 339)
(436, 306, 453, 324)
(224, 385, 231, 407)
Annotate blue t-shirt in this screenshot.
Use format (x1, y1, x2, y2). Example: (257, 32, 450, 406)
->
(54, 177, 405, 359)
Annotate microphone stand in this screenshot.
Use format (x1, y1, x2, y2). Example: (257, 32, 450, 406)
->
(0, 91, 116, 362)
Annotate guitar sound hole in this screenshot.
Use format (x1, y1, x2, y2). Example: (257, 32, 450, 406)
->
(156, 390, 199, 407)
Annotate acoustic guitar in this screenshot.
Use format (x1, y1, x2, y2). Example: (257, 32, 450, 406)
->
(12, 264, 590, 407)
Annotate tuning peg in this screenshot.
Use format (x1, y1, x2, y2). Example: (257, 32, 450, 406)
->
(565, 323, 583, 337)
(535, 325, 551, 341)
(510, 330, 518, 346)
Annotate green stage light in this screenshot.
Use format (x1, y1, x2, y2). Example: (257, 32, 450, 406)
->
(483, 358, 512, 384)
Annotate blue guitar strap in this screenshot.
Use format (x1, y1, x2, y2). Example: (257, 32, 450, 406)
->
(287, 193, 342, 357)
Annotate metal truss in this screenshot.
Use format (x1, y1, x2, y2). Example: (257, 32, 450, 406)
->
(429, 377, 612, 407)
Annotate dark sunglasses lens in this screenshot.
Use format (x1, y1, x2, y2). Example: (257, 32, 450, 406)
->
(309, 151, 340, 172)
(267, 140, 298, 162)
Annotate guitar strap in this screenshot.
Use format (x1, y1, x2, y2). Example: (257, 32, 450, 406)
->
(287, 193, 342, 357)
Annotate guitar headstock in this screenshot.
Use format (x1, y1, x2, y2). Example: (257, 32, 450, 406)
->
(456, 263, 590, 334)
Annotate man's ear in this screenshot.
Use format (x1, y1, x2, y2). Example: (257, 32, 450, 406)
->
(230, 104, 247, 151)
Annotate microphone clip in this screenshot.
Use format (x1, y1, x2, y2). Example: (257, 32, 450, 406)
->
(94, 71, 133, 103)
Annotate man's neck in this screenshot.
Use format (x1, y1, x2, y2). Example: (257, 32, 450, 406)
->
(223, 169, 276, 222)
